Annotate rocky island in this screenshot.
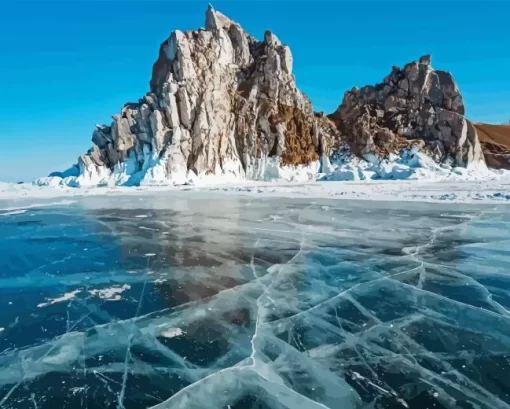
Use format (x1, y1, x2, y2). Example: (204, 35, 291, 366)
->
(41, 5, 507, 188)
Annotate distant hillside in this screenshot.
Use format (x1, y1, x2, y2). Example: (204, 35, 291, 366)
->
(473, 123, 510, 169)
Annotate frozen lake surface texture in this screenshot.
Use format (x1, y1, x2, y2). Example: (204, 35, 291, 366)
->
(1, 194, 510, 409)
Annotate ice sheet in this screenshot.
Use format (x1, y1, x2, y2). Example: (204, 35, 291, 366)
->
(0, 196, 510, 408)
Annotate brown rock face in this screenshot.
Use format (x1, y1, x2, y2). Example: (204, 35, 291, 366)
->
(474, 123, 510, 169)
(270, 104, 318, 166)
(314, 113, 343, 157)
(329, 55, 484, 167)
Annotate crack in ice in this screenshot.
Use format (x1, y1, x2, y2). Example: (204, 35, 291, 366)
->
(116, 256, 151, 409)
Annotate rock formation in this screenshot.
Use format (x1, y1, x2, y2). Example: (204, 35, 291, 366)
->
(329, 55, 485, 168)
(72, 5, 331, 186)
(45, 6, 492, 187)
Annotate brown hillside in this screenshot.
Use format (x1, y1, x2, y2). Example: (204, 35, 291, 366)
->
(473, 123, 510, 169)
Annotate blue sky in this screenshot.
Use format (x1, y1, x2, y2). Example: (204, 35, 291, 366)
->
(1, 1, 509, 182)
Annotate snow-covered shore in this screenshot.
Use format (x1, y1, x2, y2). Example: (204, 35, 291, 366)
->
(2, 178, 510, 209)
(195, 179, 510, 204)
(2, 149, 510, 210)
(1, 148, 498, 207)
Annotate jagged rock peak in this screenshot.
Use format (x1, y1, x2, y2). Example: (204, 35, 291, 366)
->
(330, 55, 484, 167)
(205, 4, 233, 30)
(70, 5, 334, 187)
(419, 54, 432, 66)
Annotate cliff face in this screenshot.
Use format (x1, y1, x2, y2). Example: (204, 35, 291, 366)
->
(329, 55, 484, 168)
(473, 123, 510, 169)
(49, 6, 490, 187)
(76, 5, 334, 186)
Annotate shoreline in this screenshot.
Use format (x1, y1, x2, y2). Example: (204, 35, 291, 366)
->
(2, 179, 510, 208)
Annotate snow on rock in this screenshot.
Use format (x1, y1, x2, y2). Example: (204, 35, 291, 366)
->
(37, 157, 321, 188)
(321, 148, 493, 182)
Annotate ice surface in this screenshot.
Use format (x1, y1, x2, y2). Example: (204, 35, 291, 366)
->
(3, 178, 510, 209)
(0, 195, 510, 408)
(0, 200, 77, 212)
(0, 210, 27, 216)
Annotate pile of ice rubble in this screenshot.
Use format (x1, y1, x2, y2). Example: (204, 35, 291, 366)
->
(34, 147, 508, 188)
(320, 147, 499, 182)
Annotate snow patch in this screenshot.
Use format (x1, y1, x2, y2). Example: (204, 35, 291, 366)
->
(159, 327, 185, 338)
(70, 387, 89, 396)
(37, 289, 82, 308)
(88, 284, 131, 301)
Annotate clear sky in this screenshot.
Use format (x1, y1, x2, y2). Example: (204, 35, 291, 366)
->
(1, 1, 509, 182)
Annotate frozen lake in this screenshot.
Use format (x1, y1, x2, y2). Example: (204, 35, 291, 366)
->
(1, 194, 510, 409)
